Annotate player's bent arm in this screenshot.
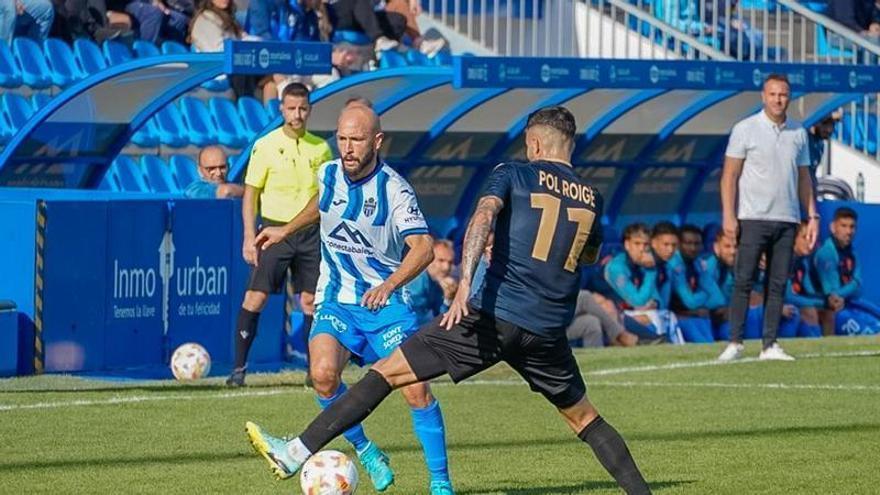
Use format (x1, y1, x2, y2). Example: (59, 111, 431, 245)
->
(459, 196, 504, 287)
(242, 185, 261, 239)
(280, 195, 320, 237)
(386, 234, 435, 291)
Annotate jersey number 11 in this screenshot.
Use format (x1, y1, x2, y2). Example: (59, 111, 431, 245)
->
(530, 193, 596, 273)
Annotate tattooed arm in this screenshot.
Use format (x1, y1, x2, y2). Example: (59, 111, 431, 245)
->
(440, 195, 504, 329)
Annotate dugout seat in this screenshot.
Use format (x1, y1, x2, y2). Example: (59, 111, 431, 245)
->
(153, 104, 191, 147)
(141, 155, 179, 193)
(2, 93, 34, 133)
(131, 117, 161, 148)
(209, 97, 247, 148)
(31, 92, 51, 112)
(265, 98, 281, 120)
(44, 38, 84, 88)
(12, 37, 52, 89)
(170, 154, 200, 187)
(113, 155, 150, 192)
(0, 42, 22, 88)
(237, 96, 270, 139)
(179, 96, 219, 146)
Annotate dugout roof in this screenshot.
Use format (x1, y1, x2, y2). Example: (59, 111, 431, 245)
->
(1, 54, 876, 234)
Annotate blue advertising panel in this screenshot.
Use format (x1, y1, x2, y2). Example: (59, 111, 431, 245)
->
(454, 57, 880, 92)
(167, 200, 235, 364)
(224, 40, 332, 75)
(103, 201, 167, 369)
(40, 201, 108, 372)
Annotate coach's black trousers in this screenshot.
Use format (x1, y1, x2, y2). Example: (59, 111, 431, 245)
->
(728, 220, 797, 348)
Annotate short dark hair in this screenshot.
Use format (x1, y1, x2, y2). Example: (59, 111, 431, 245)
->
(623, 223, 650, 241)
(764, 73, 789, 87)
(281, 82, 310, 101)
(651, 221, 679, 239)
(680, 224, 703, 238)
(525, 106, 576, 142)
(834, 207, 858, 222)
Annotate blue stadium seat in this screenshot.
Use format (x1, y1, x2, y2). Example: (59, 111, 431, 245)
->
(12, 38, 52, 89)
(178, 96, 219, 146)
(169, 154, 199, 187)
(202, 75, 231, 92)
(161, 41, 188, 55)
(2, 93, 34, 132)
(103, 40, 134, 65)
(0, 112, 14, 145)
(99, 160, 123, 191)
(113, 155, 150, 192)
(73, 38, 107, 76)
(431, 51, 452, 66)
(44, 38, 85, 88)
(0, 42, 22, 88)
(815, 25, 854, 60)
(209, 97, 247, 148)
(803, 1, 828, 14)
(133, 40, 161, 58)
(405, 49, 430, 66)
(238, 96, 270, 138)
(153, 104, 190, 147)
(331, 30, 372, 45)
(265, 98, 281, 120)
(141, 155, 178, 193)
(131, 117, 161, 147)
(378, 50, 407, 69)
(31, 93, 51, 112)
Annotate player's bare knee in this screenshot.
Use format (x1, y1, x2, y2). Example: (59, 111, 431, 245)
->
(400, 383, 432, 408)
(559, 397, 599, 432)
(310, 361, 341, 397)
(242, 290, 268, 312)
(372, 349, 418, 389)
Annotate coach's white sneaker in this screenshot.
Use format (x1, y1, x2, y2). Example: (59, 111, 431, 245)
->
(759, 343, 795, 361)
(717, 342, 744, 362)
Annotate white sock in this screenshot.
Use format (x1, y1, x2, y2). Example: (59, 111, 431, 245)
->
(285, 437, 312, 464)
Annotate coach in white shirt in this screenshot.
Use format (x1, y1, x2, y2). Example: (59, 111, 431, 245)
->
(718, 73, 819, 362)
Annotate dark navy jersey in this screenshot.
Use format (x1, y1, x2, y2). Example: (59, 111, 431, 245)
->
(469, 160, 604, 338)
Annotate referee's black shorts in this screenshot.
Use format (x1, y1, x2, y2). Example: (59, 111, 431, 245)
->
(247, 222, 320, 295)
(400, 305, 587, 409)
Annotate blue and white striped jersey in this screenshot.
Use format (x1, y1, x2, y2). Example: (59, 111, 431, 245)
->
(315, 159, 429, 306)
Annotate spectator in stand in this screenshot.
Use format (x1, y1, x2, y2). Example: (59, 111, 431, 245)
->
(407, 239, 457, 325)
(121, 0, 190, 44)
(184, 146, 245, 199)
(827, 0, 879, 38)
(700, 230, 735, 341)
(189, 0, 262, 97)
(703, 0, 776, 60)
(807, 115, 837, 183)
(815, 207, 880, 336)
(670, 224, 714, 343)
(784, 221, 824, 338)
(566, 290, 638, 348)
(326, 0, 445, 57)
(51, 0, 133, 43)
(605, 223, 684, 344)
(1, 0, 54, 44)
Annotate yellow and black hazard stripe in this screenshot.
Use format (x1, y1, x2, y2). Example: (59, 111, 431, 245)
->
(34, 200, 46, 374)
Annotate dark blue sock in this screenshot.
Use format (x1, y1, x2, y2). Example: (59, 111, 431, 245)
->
(316, 382, 370, 451)
(410, 399, 450, 483)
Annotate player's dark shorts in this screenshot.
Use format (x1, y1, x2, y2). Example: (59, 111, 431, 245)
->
(400, 305, 587, 409)
(247, 221, 320, 294)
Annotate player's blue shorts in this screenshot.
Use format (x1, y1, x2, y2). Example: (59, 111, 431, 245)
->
(310, 302, 419, 365)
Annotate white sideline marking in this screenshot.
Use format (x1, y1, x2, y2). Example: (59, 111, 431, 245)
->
(584, 349, 880, 377)
(0, 389, 287, 412)
(1, 350, 877, 412)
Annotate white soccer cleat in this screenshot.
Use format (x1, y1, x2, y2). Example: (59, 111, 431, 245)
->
(759, 343, 795, 361)
(717, 342, 744, 362)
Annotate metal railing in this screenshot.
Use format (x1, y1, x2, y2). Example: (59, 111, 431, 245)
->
(423, 0, 731, 59)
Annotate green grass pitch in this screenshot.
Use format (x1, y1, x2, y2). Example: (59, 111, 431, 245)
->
(1, 336, 878, 494)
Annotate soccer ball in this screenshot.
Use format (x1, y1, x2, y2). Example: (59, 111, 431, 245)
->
(300, 450, 359, 495)
(170, 343, 211, 381)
